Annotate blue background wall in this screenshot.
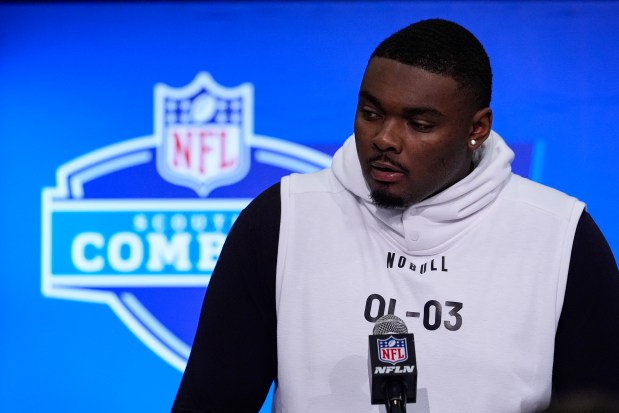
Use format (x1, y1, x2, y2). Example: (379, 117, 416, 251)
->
(1, 2, 618, 411)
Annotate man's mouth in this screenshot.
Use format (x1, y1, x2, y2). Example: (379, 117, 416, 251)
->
(369, 160, 405, 183)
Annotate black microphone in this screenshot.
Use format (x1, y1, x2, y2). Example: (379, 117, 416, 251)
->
(368, 314, 417, 413)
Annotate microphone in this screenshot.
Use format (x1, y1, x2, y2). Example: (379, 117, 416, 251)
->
(368, 314, 417, 413)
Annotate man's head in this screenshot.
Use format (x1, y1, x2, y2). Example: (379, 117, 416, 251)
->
(354, 19, 494, 208)
(371, 19, 492, 110)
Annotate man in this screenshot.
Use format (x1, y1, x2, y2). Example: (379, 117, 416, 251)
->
(172, 19, 619, 412)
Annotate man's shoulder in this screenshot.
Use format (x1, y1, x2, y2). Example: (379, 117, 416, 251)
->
(282, 168, 346, 196)
(243, 167, 349, 219)
(502, 173, 585, 219)
(244, 182, 281, 210)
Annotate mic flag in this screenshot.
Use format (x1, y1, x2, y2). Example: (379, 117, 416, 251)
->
(368, 314, 417, 409)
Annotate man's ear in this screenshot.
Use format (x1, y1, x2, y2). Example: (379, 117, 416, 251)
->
(468, 107, 493, 150)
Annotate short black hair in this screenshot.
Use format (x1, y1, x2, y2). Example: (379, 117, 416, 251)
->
(371, 19, 492, 109)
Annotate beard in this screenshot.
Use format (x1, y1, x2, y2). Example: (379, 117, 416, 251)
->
(370, 187, 407, 209)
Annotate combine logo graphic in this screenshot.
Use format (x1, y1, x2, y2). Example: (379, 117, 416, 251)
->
(41, 73, 332, 371)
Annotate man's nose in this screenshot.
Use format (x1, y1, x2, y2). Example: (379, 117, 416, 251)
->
(372, 119, 403, 153)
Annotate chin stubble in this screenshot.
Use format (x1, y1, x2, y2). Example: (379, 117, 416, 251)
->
(370, 188, 406, 209)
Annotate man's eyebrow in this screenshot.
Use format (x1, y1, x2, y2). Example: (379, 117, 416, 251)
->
(402, 106, 445, 118)
(358, 90, 383, 110)
(358, 90, 445, 118)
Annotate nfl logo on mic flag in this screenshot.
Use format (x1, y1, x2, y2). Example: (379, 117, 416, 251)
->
(378, 336, 408, 365)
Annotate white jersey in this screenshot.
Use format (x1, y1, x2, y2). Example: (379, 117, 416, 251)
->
(273, 132, 584, 413)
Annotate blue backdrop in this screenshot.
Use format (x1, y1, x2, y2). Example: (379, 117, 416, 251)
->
(1, 2, 618, 412)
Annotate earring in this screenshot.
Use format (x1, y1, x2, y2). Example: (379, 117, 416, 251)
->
(470, 139, 477, 146)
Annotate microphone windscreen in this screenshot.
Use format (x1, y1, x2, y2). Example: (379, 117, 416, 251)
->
(372, 314, 408, 335)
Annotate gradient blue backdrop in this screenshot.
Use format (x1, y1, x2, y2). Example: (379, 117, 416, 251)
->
(1, 2, 618, 412)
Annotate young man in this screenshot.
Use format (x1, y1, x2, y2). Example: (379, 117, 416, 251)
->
(173, 19, 619, 413)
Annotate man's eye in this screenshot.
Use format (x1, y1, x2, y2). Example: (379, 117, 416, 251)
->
(361, 109, 380, 120)
(410, 122, 432, 132)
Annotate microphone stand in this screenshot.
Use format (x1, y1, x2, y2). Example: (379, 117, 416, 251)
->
(385, 381, 407, 413)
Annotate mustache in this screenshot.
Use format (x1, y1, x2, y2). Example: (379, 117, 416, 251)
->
(368, 154, 409, 173)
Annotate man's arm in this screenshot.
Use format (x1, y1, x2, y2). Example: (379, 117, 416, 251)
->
(172, 183, 281, 412)
(553, 210, 619, 398)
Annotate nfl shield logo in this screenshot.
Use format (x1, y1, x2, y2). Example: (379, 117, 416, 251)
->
(154, 72, 253, 196)
(377, 336, 408, 365)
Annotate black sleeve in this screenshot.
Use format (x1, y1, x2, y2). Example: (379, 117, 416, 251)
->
(172, 183, 281, 413)
(552, 210, 619, 398)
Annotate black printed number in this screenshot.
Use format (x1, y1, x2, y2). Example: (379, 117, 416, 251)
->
(364, 294, 397, 323)
(444, 301, 463, 331)
(364, 294, 463, 331)
(423, 300, 442, 330)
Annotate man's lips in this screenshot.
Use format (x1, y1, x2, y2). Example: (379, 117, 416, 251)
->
(369, 160, 406, 183)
